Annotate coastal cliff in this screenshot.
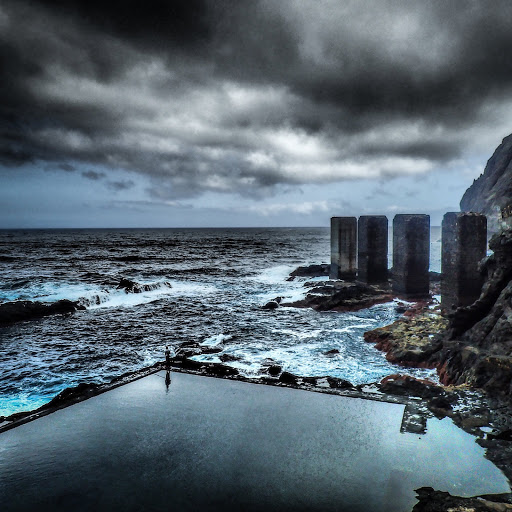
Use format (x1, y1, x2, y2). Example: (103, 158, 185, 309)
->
(461, 133, 512, 232)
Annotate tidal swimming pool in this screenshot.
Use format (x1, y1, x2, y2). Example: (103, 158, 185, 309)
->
(0, 372, 509, 511)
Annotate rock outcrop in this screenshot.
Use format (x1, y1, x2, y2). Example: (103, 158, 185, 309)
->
(286, 263, 330, 280)
(460, 133, 512, 232)
(364, 308, 448, 367)
(281, 281, 392, 312)
(365, 229, 512, 396)
(413, 487, 512, 512)
(117, 278, 171, 293)
(0, 299, 86, 325)
(432, 229, 512, 394)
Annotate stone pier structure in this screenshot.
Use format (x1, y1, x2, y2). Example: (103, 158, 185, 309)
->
(392, 214, 430, 297)
(357, 216, 388, 284)
(330, 217, 357, 280)
(441, 212, 487, 310)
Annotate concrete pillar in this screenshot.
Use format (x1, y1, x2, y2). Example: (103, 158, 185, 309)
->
(330, 217, 357, 280)
(358, 215, 388, 284)
(392, 214, 430, 297)
(441, 212, 487, 310)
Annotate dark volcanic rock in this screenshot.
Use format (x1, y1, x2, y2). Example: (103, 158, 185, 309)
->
(413, 487, 512, 512)
(287, 263, 330, 281)
(282, 281, 392, 312)
(364, 309, 447, 366)
(327, 376, 353, 389)
(0, 299, 85, 325)
(267, 365, 282, 376)
(379, 375, 447, 400)
(460, 133, 512, 233)
(47, 382, 100, 407)
(117, 278, 171, 294)
(278, 371, 298, 384)
(364, 230, 512, 396)
(429, 230, 512, 393)
(261, 300, 280, 310)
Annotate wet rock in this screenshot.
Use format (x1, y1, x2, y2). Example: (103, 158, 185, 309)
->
(364, 310, 447, 366)
(219, 353, 241, 363)
(489, 430, 512, 442)
(287, 263, 330, 281)
(47, 382, 100, 407)
(261, 300, 279, 310)
(413, 486, 512, 512)
(117, 278, 171, 294)
(324, 349, 340, 357)
(117, 278, 143, 293)
(267, 365, 282, 376)
(282, 281, 393, 312)
(326, 376, 353, 389)
(460, 413, 491, 429)
(379, 375, 449, 401)
(424, 230, 512, 394)
(0, 299, 85, 325)
(279, 371, 298, 384)
(203, 363, 239, 377)
(301, 376, 318, 386)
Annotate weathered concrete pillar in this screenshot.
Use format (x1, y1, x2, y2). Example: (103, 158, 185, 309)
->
(330, 217, 357, 280)
(441, 212, 487, 310)
(392, 214, 430, 297)
(358, 215, 388, 284)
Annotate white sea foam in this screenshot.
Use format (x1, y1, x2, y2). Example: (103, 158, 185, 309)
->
(332, 323, 375, 333)
(200, 333, 233, 347)
(250, 264, 298, 284)
(277, 329, 323, 340)
(83, 281, 174, 309)
(167, 281, 218, 296)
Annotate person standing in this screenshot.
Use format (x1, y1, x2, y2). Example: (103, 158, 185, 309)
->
(165, 345, 171, 368)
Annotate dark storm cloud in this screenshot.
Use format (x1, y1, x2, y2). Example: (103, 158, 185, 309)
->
(2, 0, 512, 199)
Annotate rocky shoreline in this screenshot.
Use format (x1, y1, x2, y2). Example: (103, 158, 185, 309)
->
(2, 254, 512, 510)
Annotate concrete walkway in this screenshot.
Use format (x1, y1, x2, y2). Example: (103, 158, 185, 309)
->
(0, 371, 508, 511)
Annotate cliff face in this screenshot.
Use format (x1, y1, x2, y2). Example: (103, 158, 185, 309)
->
(434, 229, 512, 394)
(460, 133, 512, 232)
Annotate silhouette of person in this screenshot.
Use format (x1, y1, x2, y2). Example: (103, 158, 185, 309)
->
(165, 345, 171, 368)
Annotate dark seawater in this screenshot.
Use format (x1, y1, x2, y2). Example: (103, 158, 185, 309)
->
(0, 228, 441, 416)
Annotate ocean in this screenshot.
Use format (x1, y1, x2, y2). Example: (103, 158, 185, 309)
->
(0, 227, 441, 417)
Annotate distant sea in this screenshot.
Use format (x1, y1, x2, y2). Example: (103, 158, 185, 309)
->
(0, 227, 441, 416)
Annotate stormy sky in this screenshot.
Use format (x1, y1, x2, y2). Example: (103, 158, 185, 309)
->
(2, 0, 512, 228)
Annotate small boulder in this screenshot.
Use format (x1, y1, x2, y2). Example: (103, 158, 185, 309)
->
(262, 300, 280, 310)
(268, 365, 282, 376)
(327, 376, 353, 389)
(279, 371, 298, 384)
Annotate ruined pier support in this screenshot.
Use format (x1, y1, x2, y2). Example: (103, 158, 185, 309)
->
(330, 217, 357, 280)
(441, 212, 487, 310)
(357, 216, 388, 284)
(392, 214, 430, 297)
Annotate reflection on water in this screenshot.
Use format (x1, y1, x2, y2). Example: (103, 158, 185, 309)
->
(0, 372, 508, 512)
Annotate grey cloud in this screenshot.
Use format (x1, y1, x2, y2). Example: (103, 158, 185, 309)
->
(81, 170, 105, 180)
(57, 163, 75, 172)
(2, 0, 512, 200)
(107, 180, 135, 191)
